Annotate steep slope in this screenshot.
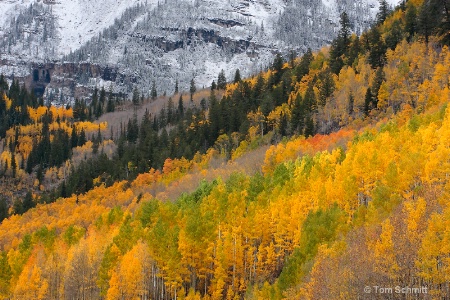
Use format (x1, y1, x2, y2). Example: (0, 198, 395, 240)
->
(0, 0, 149, 57)
(1, 0, 450, 298)
(0, 0, 400, 102)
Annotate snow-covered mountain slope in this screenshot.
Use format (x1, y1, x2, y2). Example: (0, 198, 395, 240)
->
(0, 0, 153, 56)
(0, 0, 402, 103)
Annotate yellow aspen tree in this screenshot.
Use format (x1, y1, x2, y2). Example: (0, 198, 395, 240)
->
(374, 219, 399, 280)
(13, 264, 48, 300)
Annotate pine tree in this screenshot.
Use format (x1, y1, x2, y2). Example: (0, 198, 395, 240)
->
(364, 87, 373, 116)
(151, 81, 157, 100)
(78, 128, 87, 147)
(418, 1, 439, 44)
(11, 152, 16, 178)
(190, 78, 196, 102)
(348, 91, 354, 115)
(167, 97, 174, 123)
(0, 197, 8, 223)
(217, 70, 227, 90)
(385, 19, 403, 50)
(175, 79, 179, 94)
(106, 85, 115, 112)
(211, 80, 217, 90)
(347, 35, 361, 67)
(368, 27, 387, 69)
(329, 12, 352, 74)
(22, 191, 34, 213)
(318, 69, 335, 106)
(71, 125, 78, 148)
(405, 3, 418, 42)
(132, 87, 140, 106)
(295, 48, 313, 79)
(372, 67, 385, 108)
(178, 95, 184, 117)
(290, 93, 305, 134)
(376, 0, 391, 25)
(99, 87, 106, 105)
(234, 69, 241, 83)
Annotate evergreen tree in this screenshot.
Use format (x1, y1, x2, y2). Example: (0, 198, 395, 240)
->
(427, 0, 450, 45)
(368, 27, 387, 69)
(22, 191, 34, 213)
(418, 0, 441, 44)
(348, 91, 354, 115)
(71, 125, 78, 148)
(11, 152, 16, 178)
(364, 87, 373, 116)
(175, 79, 179, 94)
(178, 95, 184, 117)
(91, 87, 99, 109)
(304, 114, 315, 137)
(127, 114, 139, 143)
(318, 69, 335, 106)
(167, 97, 174, 123)
(132, 87, 140, 106)
(60, 181, 68, 198)
(217, 70, 227, 89)
(280, 112, 288, 136)
(295, 48, 313, 79)
(99, 87, 106, 105)
(234, 69, 241, 83)
(385, 19, 403, 50)
(0, 197, 7, 223)
(329, 12, 352, 74)
(190, 78, 196, 101)
(211, 80, 217, 90)
(372, 67, 385, 108)
(347, 35, 362, 67)
(151, 81, 157, 100)
(106, 95, 115, 112)
(405, 3, 418, 42)
(290, 93, 305, 134)
(78, 128, 87, 147)
(376, 0, 391, 25)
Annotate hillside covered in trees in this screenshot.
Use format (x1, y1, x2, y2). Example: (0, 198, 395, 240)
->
(0, 0, 450, 299)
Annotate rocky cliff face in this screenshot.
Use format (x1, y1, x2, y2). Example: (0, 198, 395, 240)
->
(0, 0, 401, 103)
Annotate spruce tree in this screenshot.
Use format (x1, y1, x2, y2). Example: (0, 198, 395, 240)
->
(178, 95, 184, 117)
(132, 87, 140, 106)
(11, 152, 16, 178)
(329, 12, 352, 74)
(364, 87, 373, 116)
(99, 87, 106, 105)
(71, 125, 78, 148)
(0, 197, 7, 223)
(217, 70, 227, 89)
(405, 3, 418, 42)
(234, 69, 241, 83)
(78, 128, 87, 146)
(368, 27, 387, 68)
(348, 92, 354, 115)
(376, 0, 391, 25)
(190, 78, 196, 101)
(151, 81, 157, 100)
